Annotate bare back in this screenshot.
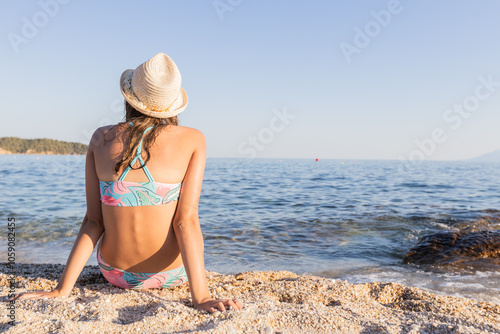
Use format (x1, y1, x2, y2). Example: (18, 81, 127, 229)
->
(88, 123, 205, 272)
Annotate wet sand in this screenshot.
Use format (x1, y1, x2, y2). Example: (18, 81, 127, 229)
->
(1, 263, 499, 333)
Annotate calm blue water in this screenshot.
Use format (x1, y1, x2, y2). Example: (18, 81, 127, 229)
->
(1, 155, 499, 303)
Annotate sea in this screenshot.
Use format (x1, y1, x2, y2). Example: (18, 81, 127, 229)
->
(1, 155, 499, 304)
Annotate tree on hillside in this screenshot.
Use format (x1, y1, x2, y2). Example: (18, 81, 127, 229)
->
(0, 137, 87, 154)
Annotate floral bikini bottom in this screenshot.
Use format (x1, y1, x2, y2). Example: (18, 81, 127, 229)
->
(96, 245, 188, 290)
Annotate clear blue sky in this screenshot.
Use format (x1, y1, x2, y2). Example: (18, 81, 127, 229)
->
(1, 0, 499, 160)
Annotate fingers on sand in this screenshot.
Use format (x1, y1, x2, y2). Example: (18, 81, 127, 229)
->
(217, 301, 226, 311)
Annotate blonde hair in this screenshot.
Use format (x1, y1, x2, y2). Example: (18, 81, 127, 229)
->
(105, 101, 179, 174)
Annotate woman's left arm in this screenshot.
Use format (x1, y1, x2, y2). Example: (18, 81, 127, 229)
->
(12, 130, 105, 300)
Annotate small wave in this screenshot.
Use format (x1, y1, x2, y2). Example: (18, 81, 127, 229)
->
(398, 182, 429, 188)
(331, 265, 500, 304)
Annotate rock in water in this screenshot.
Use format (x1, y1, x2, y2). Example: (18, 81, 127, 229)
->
(403, 230, 500, 268)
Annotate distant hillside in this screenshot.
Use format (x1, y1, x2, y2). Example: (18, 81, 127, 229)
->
(0, 137, 87, 155)
(470, 149, 500, 162)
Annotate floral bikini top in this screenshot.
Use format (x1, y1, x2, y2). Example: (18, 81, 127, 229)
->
(99, 125, 182, 207)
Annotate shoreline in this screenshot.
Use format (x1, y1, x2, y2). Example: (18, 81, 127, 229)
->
(1, 263, 499, 333)
(0, 151, 85, 156)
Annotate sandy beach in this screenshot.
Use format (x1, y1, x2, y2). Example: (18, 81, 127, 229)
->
(1, 263, 499, 333)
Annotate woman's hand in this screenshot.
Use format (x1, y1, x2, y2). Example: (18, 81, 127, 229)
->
(8, 289, 68, 302)
(194, 297, 244, 314)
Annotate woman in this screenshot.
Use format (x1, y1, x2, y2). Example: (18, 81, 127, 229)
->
(13, 53, 243, 314)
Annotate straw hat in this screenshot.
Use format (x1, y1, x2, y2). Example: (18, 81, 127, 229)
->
(120, 53, 188, 118)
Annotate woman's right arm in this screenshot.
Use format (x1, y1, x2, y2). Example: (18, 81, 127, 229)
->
(11, 129, 105, 300)
(172, 129, 243, 313)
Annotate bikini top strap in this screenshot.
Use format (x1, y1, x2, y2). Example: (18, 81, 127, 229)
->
(118, 125, 155, 182)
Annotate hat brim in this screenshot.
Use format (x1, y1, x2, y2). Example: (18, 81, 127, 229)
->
(120, 69, 188, 118)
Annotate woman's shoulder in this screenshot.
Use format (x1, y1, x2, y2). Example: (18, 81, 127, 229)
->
(88, 124, 122, 147)
(174, 125, 204, 136)
(171, 126, 206, 144)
